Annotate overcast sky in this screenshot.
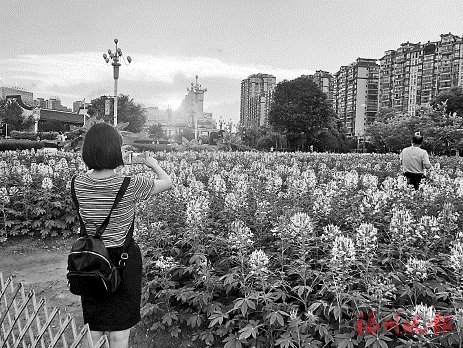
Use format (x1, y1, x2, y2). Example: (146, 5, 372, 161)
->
(0, 0, 462, 123)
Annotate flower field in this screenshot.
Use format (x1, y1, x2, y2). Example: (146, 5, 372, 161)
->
(2, 149, 463, 347)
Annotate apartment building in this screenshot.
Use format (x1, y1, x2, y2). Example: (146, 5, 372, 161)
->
(333, 58, 379, 137)
(379, 33, 463, 114)
(240, 73, 276, 128)
(72, 100, 91, 113)
(303, 70, 334, 105)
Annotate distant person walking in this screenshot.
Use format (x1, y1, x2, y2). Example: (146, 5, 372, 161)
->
(400, 132, 432, 189)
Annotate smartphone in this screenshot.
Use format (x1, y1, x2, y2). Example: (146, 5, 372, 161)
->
(125, 152, 145, 164)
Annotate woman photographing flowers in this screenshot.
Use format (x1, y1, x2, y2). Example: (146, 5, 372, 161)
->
(72, 122, 172, 348)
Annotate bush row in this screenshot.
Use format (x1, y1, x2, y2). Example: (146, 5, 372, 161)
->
(0, 140, 45, 151)
(10, 131, 59, 141)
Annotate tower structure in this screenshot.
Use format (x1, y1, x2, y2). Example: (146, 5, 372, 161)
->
(178, 75, 207, 139)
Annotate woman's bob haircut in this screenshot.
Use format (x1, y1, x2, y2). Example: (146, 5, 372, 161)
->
(82, 122, 124, 170)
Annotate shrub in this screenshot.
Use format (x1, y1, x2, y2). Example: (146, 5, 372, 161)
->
(134, 139, 155, 144)
(132, 144, 176, 152)
(10, 131, 59, 141)
(0, 140, 44, 151)
(10, 131, 38, 141)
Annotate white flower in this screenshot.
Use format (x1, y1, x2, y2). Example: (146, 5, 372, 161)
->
(249, 249, 269, 274)
(355, 223, 378, 255)
(405, 257, 429, 280)
(412, 303, 436, 334)
(208, 174, 227, 194)
(41, 177, 53, 190)
(289, 212, 314, 238)
(331, 235, 355, 266)
(0, 187, 10, 205)
(450, 241, 463, 273)
(185, 194, 210, 228)
(154, 256, 178, 271)
(321, 224, 342, 243)
(228, 220, 254, 249)
(22, 173, 33, 185)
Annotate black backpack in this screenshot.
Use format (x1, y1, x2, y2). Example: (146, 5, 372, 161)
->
(67, 175, 134, 300)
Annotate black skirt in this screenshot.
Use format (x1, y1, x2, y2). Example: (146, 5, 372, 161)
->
(81, 240, 142, 331)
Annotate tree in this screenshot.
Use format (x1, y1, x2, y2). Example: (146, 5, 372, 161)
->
(256, 131, 286, 150)
(88, 94, 146, 133)
(268, 77, 340, 151)
(0, 98, 35, 132)
(418, 106, 463, 154)
(367, 110, 421, 152)
(431, 87, 463, 116)
(367, 106, 463, 154)
(148, 123, 164, 139)
(173, 128, 195, 143)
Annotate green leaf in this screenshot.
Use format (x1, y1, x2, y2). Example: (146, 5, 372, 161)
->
(223, 334, 242, 348)
(365, 336, 376, 347)
(275, 333, 295, 348)
(238, 324, 259, 340)
(378, 340, 388, 348)
(267, 311, 285, 326)
(169, 325, 181, 338)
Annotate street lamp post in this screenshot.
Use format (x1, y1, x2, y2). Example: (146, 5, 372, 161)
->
(102, 39, 131, 125)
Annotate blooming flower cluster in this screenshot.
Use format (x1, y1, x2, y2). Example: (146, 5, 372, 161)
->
(185, 194, 210, 230)
(405, 257, 429, 281)
(154, 255, 178, 271)
(331, 235, 356, 267)
(228, 219, 254, 250)
(355, 223, 378, 256)
(248, 249, 269, 275)
(450, 241, 463, 274)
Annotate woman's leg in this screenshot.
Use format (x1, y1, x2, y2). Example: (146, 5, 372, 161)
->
(108, 329, 131, 348)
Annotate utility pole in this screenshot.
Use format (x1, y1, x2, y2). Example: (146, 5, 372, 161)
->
(102, 39, 131, 125)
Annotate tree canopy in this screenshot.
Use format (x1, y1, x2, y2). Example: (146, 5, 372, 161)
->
(0, 98, 35, 132)
(268, 77, 345, 151)
(88, 94, 146, 133)
(367, 106, 463, 154)
(430, 87, 463, 116)
(148, 123, 164, 139)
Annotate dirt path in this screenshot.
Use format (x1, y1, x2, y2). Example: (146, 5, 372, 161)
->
(0, 237, 83, 327)
(0, 237, 198, 348)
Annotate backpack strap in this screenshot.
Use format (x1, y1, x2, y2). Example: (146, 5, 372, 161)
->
(119, 214, 135, 267)
(71, 174, 86, 236)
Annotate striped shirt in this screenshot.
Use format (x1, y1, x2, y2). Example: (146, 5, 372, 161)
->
(74, 173, 155, 247)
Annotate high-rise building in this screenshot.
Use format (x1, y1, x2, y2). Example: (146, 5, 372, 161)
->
(73, 100, 90, 113)
(379, 33, 463, 115)
(303, 70, 334, 105)
(34, 98, 47, 108)
(240, 73, 276, 128)
(333, 58, 379, 137)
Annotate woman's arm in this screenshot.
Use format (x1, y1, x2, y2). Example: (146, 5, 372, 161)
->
(144, 154, 173, 195)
